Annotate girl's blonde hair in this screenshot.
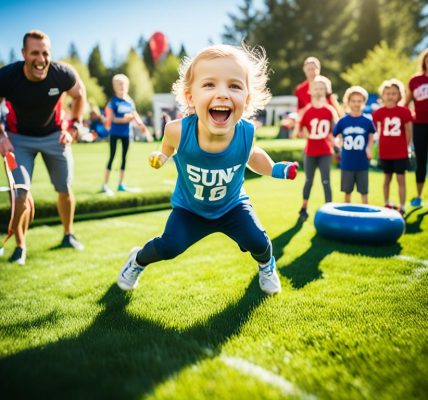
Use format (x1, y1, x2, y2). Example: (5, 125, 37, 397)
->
(172, 43, 271, 118)
(312, 75, 332, 96)
(378, 78, 405, 102)
(112, 74, 129, 86)
(418, 48, 428, 73)
(343, 85, 368, 105)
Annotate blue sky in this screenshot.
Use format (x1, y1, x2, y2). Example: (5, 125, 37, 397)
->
(0, 0, 265, 65)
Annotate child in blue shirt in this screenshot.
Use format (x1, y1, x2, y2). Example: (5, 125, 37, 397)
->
(117, 44, 298, 295)
(333, 86, 375, 203)
(102, 74, 148, 195)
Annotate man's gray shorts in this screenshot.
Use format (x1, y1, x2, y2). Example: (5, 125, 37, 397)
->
(341, 169, 369, 195)
(8, 131, 74, 193)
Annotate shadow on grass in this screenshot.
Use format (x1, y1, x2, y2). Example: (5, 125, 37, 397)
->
(0, 278, 266, 399)
(404, 207, 428, 234)
(272, 221, 402, 289)
(1, 311, 60, 333)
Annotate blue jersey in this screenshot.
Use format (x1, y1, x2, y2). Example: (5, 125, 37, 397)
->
(107, 96, 135, 138)
(171, 114, 254, 219)
(333, 114, 375, 170)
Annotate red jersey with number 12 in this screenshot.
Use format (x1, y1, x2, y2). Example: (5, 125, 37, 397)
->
(372, 106, 413, 159)
(300, 105, 334, 156)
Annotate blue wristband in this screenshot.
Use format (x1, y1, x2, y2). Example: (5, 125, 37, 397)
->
(272, 163, 286, 179)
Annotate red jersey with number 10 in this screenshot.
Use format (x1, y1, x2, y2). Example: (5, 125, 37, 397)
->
(372, 106, 413, 159)
(300, 105, 334, 156)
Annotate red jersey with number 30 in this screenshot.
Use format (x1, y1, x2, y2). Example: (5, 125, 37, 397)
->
(372, 106, 413, 159)
(300, 105, 334, 156)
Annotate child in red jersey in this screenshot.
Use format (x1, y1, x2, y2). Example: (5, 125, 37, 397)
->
(293, 57, 341, 138)
(298, 75, 339, 221)
(372, 79, 413, 215)
(406, 49, 428, 207)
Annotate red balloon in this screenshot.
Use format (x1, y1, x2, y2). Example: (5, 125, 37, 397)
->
(149, 32, 169, 62)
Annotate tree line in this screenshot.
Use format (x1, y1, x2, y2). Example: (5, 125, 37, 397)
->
(222, 0, 427, 96)
(2, 0, 425, 113)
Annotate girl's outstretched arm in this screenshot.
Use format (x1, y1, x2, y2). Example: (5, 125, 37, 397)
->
(247, 145, 298, 179)
(149, 119, 182, 169)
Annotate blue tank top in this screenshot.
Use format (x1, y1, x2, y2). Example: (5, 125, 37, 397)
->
(171, 114, 254, 219)
(108, 96, 135, 138)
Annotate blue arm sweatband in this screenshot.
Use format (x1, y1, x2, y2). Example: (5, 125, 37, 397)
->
(272, 163, 286, 179)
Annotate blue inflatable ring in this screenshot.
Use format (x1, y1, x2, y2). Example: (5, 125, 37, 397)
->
(314, 202, 405, 244)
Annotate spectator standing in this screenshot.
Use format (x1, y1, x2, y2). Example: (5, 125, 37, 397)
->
(0, 30, 86, 264)
(406, 49, 428, 207)
(102, 74, 147, 195)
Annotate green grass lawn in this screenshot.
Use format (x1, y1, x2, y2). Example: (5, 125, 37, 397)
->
(24, 141, 178, 203)
(0, 161, 427, 399)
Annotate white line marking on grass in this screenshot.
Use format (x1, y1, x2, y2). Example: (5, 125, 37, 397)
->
(220, 355, 316, 399)
(394, 255, 428, 267)
(394, 255, 428, 280)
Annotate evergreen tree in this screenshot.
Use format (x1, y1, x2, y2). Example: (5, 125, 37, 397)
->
(341, 41, 417, 94)
(110, 43, 119, 69)
(88, 45, 106, 82)
(136, 35, 146, 56)
(88, 44, 109, 97)
(8, 49, 17, 63)
(252, 0, 356, 94)
(121, 48, 154, 112)
(222, 0, 259, 45)
(221, 0, 427, 95)
(152, 54, 181, 93)
(347, 0, 381, 65)
(61, 57, 107, 107)
(68, 42, 80, 61)
(143, 42, 155, 76)
(178, 44, 187, 59)
(379, 0, 428, 55)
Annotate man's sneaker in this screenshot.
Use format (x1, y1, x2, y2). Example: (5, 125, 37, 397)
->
(258, 256, 281, 295)
(61, 234, 84, 250)
(117, 184, 127, 192)
(299, 207, 309, 222)
(385, 202, 396, 210)
(102, 184, 114, 196)
(8, 247, 26, 266)
(398, 207, 406, 216)
(410, 197, 422, 207)
(117, 247, 145, 291)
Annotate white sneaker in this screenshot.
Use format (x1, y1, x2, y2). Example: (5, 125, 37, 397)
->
(102, 184, 114, 196)
(258, 256, 281, 295)
(117, 247, 145, 291)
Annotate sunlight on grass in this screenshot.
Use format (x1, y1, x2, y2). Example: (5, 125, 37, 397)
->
(0, 161, 427, 399)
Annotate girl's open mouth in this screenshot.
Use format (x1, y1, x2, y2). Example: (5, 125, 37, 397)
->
(209, 107, 231, 123)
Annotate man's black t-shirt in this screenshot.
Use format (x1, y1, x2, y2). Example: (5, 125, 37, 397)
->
(0, 61, 76, 136)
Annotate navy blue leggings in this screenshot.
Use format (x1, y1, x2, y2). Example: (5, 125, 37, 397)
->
(136, 204, 272, 267)
(107, 136, 129, 171)
(413, 123, 428, 183)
